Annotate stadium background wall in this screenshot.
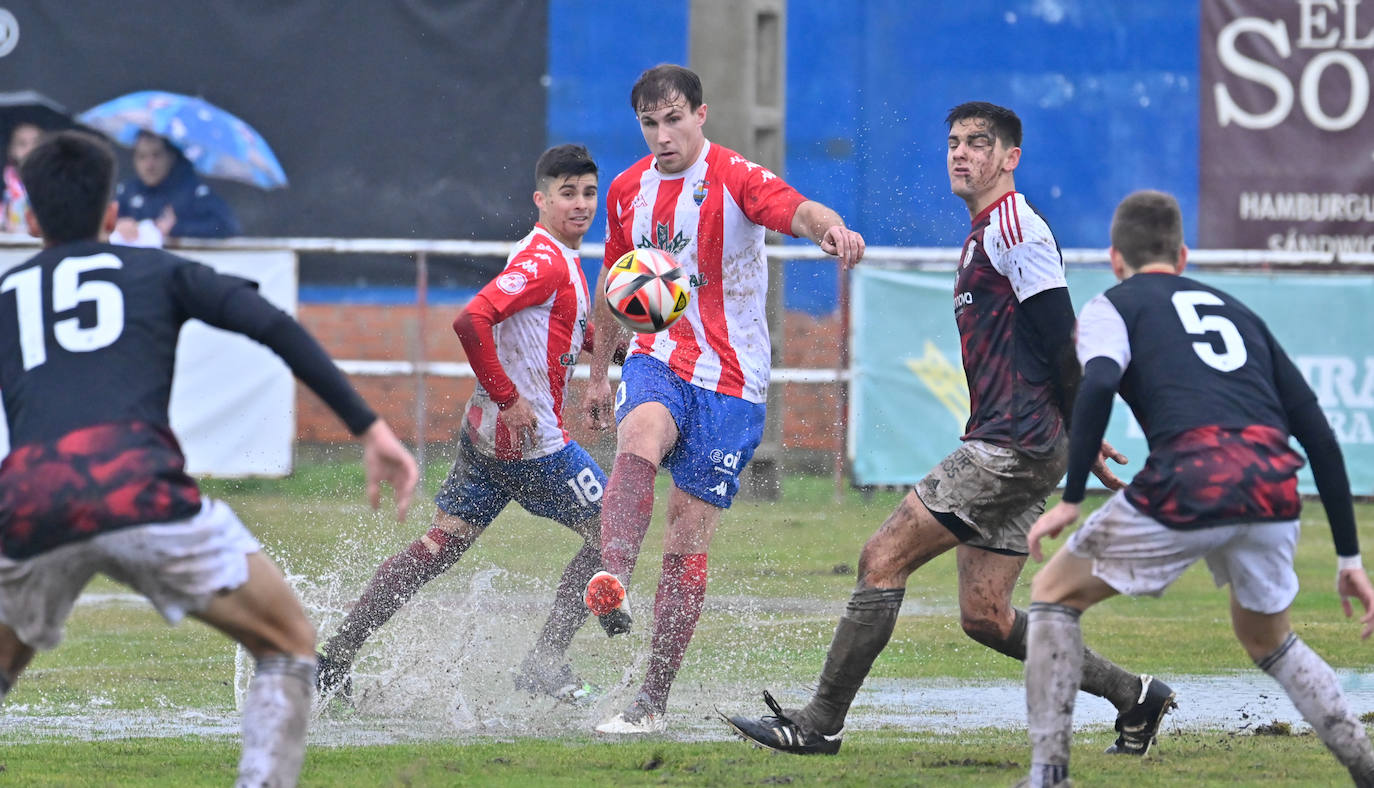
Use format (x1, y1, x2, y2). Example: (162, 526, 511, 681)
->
(0, 1, 1200, 315)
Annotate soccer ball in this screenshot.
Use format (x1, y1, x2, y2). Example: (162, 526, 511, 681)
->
(604, 248, 691, 333)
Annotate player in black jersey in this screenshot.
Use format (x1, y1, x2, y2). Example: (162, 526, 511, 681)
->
(725, 102, 1169, 757)
(1023, 190, 1374, 788)
(0, 131, 419, 787)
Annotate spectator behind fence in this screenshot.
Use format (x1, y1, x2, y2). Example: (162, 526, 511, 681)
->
(2, 122, 41, 233)
(114, 130, 240, 245)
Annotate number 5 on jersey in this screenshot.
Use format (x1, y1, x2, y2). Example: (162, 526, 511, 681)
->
(2, 254, 126, 371)
(1171, 290, 1247, 373)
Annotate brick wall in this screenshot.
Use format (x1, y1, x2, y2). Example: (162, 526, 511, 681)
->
(295, 304, 846, 453)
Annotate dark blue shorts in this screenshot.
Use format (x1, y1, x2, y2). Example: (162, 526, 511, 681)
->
(432, 434, 606, 528)
(615, 354, 765, 508)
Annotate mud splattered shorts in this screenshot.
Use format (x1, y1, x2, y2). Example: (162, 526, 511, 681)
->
(914, 439, 1068, 555)
(0, 498, 260, 651)
(1066, 491, 1300, 614)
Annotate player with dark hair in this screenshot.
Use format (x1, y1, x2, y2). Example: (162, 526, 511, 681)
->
(316, 143, 616, 703)
(724, 102, 1171, 755)
(0, 130, 418, 787)
(580, 63, 865, 733)
(1022, 190, 1374, 787)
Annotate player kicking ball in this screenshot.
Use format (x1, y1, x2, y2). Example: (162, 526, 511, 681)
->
(0, 131, 418, 787)
(316, 144, 620, 705)
(1022, 191, 1374, 788)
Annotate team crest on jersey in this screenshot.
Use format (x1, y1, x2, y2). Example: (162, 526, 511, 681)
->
(960, 240, 978, 269)
(692, 178, 709, 206)
(496, 271, 527, 295)
(639, 222, 691, 256)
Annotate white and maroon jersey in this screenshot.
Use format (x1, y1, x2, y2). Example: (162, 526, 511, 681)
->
(954, 191, 1068, 455)
(603, 141, 807, 403)
(463, 225, 590, 460)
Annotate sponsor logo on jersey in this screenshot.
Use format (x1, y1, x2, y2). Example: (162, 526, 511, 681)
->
(639, 222, 691, 256)
(689, 273, 709, 288)
(954, 291, 974, 308)
(559, 352, 577, 366)
(692, 178, 709, 206)
(497, 271, 527, 294)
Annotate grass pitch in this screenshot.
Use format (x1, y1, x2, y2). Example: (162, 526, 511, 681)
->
(1, 462, 1371, 785)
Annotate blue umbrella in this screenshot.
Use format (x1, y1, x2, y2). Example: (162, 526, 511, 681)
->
(77, 90, 287, 189)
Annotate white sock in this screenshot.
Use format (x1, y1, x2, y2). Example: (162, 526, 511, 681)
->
(1258, 633, 1374, 784)
(237, 655, 315, 788)
(1026, 602, 1083, 783)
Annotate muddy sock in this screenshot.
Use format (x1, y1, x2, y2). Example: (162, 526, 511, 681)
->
(1026, 602, 1083, 779)
(794, 587, 905, 736)
(527, 539, 601, 664)
(639, 553, 708, 711)
(599, 453, 658, 580)
(1259, 633, 1374, 782)
(238, 655, 314, 788)
(989, 607, 1140, 713)
(323, 527, 471, 666)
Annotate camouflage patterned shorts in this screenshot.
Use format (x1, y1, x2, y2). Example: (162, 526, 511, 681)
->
(914, 439, 1068, 555)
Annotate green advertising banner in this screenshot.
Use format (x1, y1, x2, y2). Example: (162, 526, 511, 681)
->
(850, 267, 1374, 495)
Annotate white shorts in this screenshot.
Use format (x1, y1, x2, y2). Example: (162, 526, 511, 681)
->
(0, 498, 261, 650)
(1065, 492, 1299, 615)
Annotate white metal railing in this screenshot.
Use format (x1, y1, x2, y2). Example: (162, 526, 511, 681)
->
(6, 233, 1367, 471)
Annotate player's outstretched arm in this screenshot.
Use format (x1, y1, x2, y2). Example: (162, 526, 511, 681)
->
(582, 263, 625, 432)
(362, 419, 419, 522)
(790, 200, 864, 269)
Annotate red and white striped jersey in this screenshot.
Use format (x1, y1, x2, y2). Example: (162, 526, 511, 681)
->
(603, 141, 807, 403)
(463, 225, 591, 459)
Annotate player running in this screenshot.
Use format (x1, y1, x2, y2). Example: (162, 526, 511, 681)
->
(579, 63, 865, 734)
(316, 144, 616, 703)
(724, 102, 1172, 756)
(1022, 190, 1374, 788)
(0, 131, 418, 787)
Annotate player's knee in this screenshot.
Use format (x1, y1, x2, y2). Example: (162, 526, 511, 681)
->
(856, 540, 903, 587)
(959, 608, 1010, 650)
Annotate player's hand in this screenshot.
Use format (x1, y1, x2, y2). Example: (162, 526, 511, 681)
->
(114, 217, 140, 241)
(1336, 566, 1374, 639)
(582, 377, 615, 432)
(361, 418, 419, 521)
(820, 225, 865, 270)
(155, 205, 177, 236)
(1028, 500, 1081, 562)
(498, 396, 538, 450)
(1091, 440, 1129, 491)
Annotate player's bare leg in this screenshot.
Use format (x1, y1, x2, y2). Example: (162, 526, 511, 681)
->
(0, 624, 35, 703)
(319, 510, 481, 682)
(194, 552, 317, 788)
(586, 403, 678, 631)
(1233, 595, 1374, 784)
(597, 486, 720, 733)
(959, 545, 1142, 713)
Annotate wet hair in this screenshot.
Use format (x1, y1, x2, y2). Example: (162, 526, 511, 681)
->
(945, 101, 1023, 149)
(630, 64, 703, 113)
(535, 143, 597, 191)
(1111, 190, 1184, 269)
(20, 130, 116, 244)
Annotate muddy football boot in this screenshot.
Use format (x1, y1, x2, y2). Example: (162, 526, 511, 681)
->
(1105, 675, 1177, 755)
(722, 690, 843, 755)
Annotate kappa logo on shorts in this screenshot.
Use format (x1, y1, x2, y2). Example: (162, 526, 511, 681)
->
(710, 448, 741, 474)
(497, 271, 528, 295)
